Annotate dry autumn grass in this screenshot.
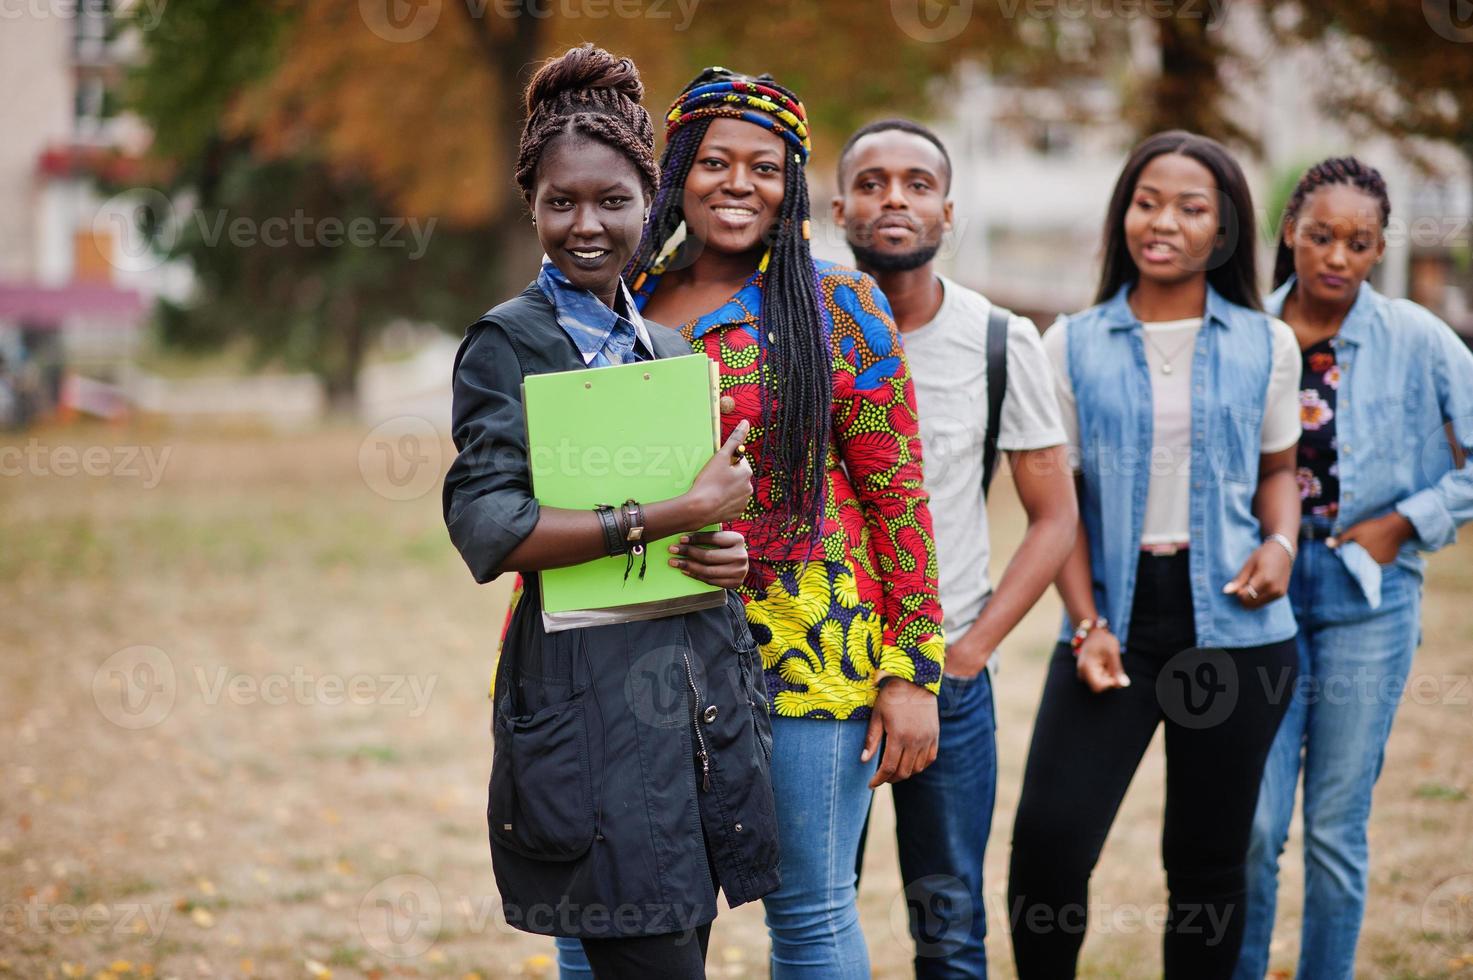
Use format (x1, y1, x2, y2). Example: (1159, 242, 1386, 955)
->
(2, 423, 1471, 979)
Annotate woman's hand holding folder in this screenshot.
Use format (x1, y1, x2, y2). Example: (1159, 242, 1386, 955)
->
(684, 419, 754, 526)
(667, 420, 753, 590)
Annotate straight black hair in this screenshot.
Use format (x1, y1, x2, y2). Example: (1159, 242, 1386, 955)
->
(1095, 130, 1261, 311)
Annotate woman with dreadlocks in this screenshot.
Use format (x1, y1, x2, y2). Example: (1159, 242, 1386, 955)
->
(557, 67, 945, 978)
(443, 45, 779, 978)
(1233, 158, 1473, 980)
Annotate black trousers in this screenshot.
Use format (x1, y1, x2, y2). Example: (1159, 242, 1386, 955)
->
(579, 922, 713, 978)
(1008, 552, 1297, 979)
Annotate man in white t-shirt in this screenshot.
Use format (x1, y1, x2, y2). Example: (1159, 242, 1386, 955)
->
(834, 119, 1079, 977)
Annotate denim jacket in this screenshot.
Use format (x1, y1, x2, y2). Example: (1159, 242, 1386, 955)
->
(1267, 278, 1473, 586)
(1059, 283, 1298, 650)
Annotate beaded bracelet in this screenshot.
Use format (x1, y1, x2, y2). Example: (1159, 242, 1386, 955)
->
(1070, 617, 1109, 655)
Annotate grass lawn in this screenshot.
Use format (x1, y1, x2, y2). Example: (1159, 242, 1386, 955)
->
(2, 424, 1470, 978)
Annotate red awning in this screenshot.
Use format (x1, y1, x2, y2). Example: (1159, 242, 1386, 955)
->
(0, 282, 145, 328)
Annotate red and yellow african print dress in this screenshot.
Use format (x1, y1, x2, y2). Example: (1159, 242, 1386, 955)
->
(637, 258, 946, 720)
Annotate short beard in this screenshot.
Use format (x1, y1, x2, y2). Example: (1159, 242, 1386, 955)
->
(849, 241, 940, 273)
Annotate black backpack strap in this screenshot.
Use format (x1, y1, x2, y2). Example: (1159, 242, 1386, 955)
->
(982, 303, 1011, 498)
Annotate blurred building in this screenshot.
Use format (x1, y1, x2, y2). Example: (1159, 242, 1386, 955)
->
(815, 4, 1472, 337)
(0, 0, 170, 425)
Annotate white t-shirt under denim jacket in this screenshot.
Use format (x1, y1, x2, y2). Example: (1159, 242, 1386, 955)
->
(902, 276, 1068, 670)
(1040, 283, 1300, 650)
(1043, 312, 1302, 544)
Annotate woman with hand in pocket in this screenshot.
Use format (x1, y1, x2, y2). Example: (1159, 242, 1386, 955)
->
(1233, 157, 1473, 980)
(442, 44, 779, 979)
(1010, 131, 1303, 978)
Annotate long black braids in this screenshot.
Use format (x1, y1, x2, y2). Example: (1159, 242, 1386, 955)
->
(629, 69, 831, 557)
(1273, 156, 1391, 289)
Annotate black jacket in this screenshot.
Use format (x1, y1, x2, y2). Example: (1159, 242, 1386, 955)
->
(443, 284, 781, 938)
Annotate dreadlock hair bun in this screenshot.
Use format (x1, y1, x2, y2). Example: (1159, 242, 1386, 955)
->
(1273, 156, 1391, 289)
(515, 44, 658, 205)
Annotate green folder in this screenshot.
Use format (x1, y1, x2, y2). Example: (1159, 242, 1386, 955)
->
(522, 353, 726, 631)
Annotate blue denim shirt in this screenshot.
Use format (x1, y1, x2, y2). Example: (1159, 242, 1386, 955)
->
(1267, 277, 1473, 585)
(1059, 283, 1298, 650)
(535, 259, 650, 367)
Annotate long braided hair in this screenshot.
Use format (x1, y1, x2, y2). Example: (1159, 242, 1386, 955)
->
(514, 43, 659, 206)
(629, 68, 831, 554)
(1096, 130, 1262, 310)
(1273, 156, 1391, 289)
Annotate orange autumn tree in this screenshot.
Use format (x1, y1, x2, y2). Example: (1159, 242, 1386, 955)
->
(130, 0, 1249, 408)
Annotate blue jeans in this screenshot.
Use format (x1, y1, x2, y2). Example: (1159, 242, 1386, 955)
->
(558, 716, 877, 979)
(1233, 538, 1422, 980)
(889, 671, 997, 978)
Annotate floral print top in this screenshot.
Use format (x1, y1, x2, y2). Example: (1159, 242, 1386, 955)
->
(636, 258, 946, 720)
(1297, 338, 1340, 519)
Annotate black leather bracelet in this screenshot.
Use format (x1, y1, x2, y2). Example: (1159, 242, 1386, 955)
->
(594, 504, 624, 557)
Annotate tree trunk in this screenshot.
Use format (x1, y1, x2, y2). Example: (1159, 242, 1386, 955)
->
(456, 0, 544, 299)
(1141, 6, 1257, 153)
(323, 292, 364, 417)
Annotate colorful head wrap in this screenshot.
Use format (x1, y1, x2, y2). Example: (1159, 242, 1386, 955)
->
(665, 71, 812, 164)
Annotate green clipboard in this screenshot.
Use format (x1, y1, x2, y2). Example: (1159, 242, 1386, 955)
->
(522, 353, 726, 631)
